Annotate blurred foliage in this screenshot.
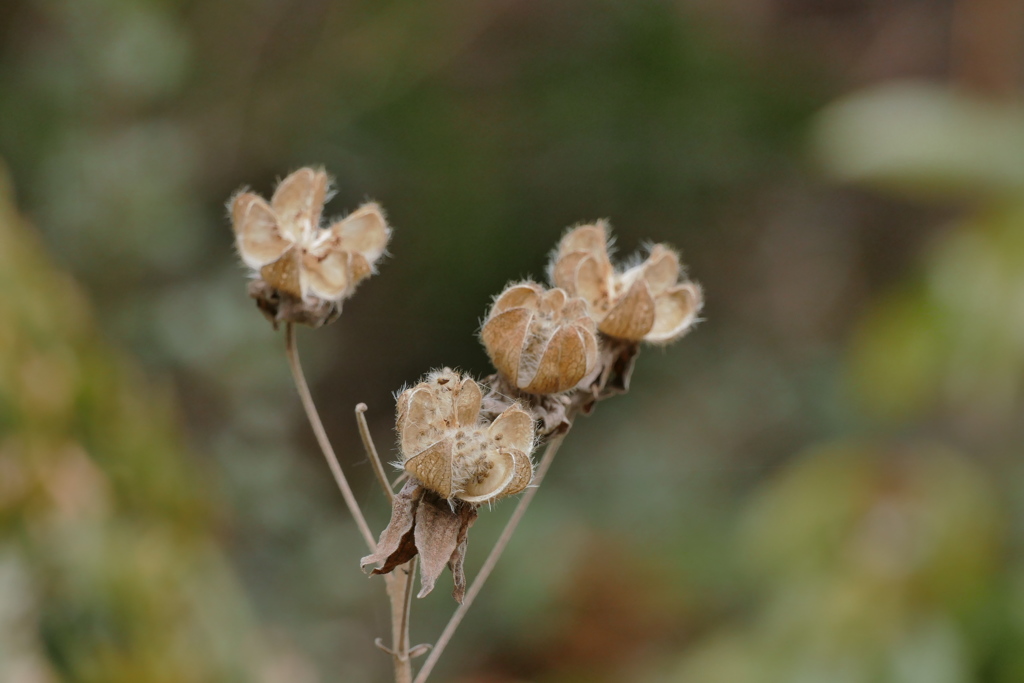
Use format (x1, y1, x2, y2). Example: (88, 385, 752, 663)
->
(0, 172, 260, 682)
(3, 0, 1024, 682)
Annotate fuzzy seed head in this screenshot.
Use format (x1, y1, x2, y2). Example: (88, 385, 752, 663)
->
(550, 221, 703, 344)
(481, 282, 599, 394)
(230, 167, 391, 326)
(396, 369, 535, 503)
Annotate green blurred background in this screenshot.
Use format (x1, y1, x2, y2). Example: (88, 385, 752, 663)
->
(2, 0, 1024, 681)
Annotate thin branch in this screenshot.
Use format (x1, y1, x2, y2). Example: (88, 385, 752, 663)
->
(284, 323, 377, 551)
(355, 402, 394, 503)
(413, 423, 573, 683)
(383, 558, 417, 683)
(400, 556, 416, 655)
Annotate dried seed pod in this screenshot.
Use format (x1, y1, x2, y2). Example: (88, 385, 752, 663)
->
(230, 167, 391, 326)
(550, 222, 703, 344)
(396, 369, 535, 504)
(481, 282, 599, 394)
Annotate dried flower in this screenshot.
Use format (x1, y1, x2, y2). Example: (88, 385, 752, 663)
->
(362, 369, 536, 601)
(481, 283, 599, 395)
(398, 369, 534, 503)
(549, 221, 702, 344)
(230, 167, 390, 327)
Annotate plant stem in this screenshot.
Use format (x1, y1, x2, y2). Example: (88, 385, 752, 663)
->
(383, 559, 417, 683)
(412, 424, 573, 683)
(284, 323, 377, 551)
(355, 403, 414, 682)
(355, 402, 394, 502)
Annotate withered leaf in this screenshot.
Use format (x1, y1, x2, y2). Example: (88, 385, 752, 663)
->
(361, 480, 424, 575)
(447, 504, 477, 603)
(414, 493, 469, 598)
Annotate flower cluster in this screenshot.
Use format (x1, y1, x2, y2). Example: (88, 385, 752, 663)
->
(362, 369, 535, 601)
(549, 221, 702, 344)
(228, 168, 704, 605)
(481, 283, 598, 395)
(231, 167, 391, 327)
(398, 369, 534, 503)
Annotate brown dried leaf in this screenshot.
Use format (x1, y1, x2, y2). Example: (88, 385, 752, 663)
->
(447, 505, 478, 603)
(414, 495, 467, 598)
(361, 480, 424, 574)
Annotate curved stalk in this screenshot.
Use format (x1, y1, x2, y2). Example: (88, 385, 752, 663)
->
(284, 323, 377, 551)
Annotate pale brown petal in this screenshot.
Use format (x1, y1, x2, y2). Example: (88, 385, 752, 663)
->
(330, 202, 390, 262)
(232, 193, 291, 268)
(574, 255, 610, 313)
(558, 222, 608, 258)
(540, 287, 567, 314)
(487, 406, 535, 454)
(642, 244, 681, 296)
(360, 480, 423, 574)
(400, 387, 444, 456)
(414, 496, 466, 598)
(579, 324, 599, 376)
(480, 307, 532, 386)
(302, 249, 350, 300)
(645, 283, 703, 344)
(405, 440, 455, 498)
(431, 372, 458, 423)
(503, 449, 533, 496)
(260, 248, 303, 298)
(457, 449, 516, 503)
(348, 252, 372, 284)
(491, 283, 542, 315)
(549, 251, 587, 293)
(562, 297, 590, 322)
(598, 278, 656, 341)
(454, 379, 482, 428)
(272, 167, 328, 238)
(522, 324, 589, 394)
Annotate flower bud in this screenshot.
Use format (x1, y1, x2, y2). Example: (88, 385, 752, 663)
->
(481, 282, 599, 395)
(550, 222, 702, 344)
(396, 369, 534, 504)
